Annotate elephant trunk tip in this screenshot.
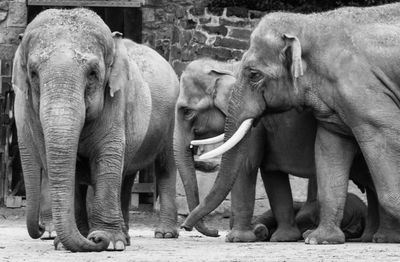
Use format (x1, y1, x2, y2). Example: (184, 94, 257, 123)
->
(195, 221, 220, 237)
(27, 221, 46, 239)
(180, 223, 193, 232)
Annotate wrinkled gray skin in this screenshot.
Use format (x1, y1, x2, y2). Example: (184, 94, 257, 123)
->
(182, 3, 400, 244)
(175, 59, 318, 242)
(177, 59, 378, 243)
(13, 9, 179, 252)
(253, 193, 367, 241)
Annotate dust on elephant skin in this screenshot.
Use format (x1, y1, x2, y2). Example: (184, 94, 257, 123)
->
(13, 8, 179, 252)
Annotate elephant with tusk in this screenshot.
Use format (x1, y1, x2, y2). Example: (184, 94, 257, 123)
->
(175, 58, 372, 242)
(183, 3, 400, 244)
(13, 8, 179, 252)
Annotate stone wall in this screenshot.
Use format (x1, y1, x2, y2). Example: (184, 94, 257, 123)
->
(169, 5, 264, 76)
(141, 1, 263, 75)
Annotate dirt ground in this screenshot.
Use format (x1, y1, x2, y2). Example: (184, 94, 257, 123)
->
(1, 208, 400, 262)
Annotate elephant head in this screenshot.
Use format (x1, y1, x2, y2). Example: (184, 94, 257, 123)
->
(173, 59, 237, 236)
(12, 9, 130, 251)
(182, 15, 306, 229)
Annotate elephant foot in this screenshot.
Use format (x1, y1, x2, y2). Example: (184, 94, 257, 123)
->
(41, 223, 56, 240)
(358, 230, 374, 242)
(226, 229, 257, 242)
(252, 224, 269, 241)
(305, 225, 345, 244)
(372, 229, 400, 243)
(54, 237, 66, 250)
(270, 226, 301, 242)
(155, 224, 179, 239)
(88, 230, 127, 251)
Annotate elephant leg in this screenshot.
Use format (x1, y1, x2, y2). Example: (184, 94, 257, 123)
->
(305, 126, 357, 245)
(262, 170, 301, 242)
(359, 188, 379, 242)
(373, 205, 400, 243)
(296, 176, 319, 235)
(89, 143, 126, 251)
(226, 168, 258, 242)
(154, 149, 178, 238)
(350, 106, 400, 232)
(120, 173, 136, 246)
(40, 170, 56, 240)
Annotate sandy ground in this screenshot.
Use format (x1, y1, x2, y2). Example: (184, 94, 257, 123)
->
(1, 209, 400, 262)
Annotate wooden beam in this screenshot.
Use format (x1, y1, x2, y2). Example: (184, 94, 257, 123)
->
(27, 0, 145, 7)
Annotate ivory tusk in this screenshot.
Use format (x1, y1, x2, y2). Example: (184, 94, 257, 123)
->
(191, 133, 225, 146)
(199, 118, 254, 160)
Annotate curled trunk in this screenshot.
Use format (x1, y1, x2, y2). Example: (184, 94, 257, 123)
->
(182, 83, 250, 230)
(40, 77, 108, 252)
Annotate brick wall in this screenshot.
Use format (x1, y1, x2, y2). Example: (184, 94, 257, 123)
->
(141, 1, 263, 75)
(169, 5, 264, 76)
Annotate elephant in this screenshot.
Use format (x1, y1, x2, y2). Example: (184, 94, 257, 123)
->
(253, 193, 367, 241)
(12, 8, 179, 252)
(175, 58, 372, 242)
(181, 3, 400, 244)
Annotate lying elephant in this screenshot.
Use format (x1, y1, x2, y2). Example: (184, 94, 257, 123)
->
(13, 8, 179, 252)
(253, 193, 367, 241)
(175, 58, 373, 242)
(182, 3, 400, 244)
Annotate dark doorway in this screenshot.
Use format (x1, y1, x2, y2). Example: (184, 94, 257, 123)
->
(27, 6, 142, 42)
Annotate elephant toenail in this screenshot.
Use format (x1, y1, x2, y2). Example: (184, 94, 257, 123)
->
(107, 242, 114, 250)
(155, 232, 163, 238)
(165, 233, 173, 238)
(309, 238, 318, 245)
(115, 241, 125, 250)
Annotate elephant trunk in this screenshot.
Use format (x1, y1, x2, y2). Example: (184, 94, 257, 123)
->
(40, 75, 108, 252)
(21, 145, 45, 238)
(182, 83, 250, 230)
(173, 116, 219, 237)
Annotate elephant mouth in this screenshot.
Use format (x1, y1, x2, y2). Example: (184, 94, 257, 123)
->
(191, 118, 254, 160)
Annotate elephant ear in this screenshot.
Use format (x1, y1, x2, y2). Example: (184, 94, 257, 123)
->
(12, 46, 29, 98)
(108, 32, 133, 97)
(282, 34, 304, 93)
(209, 69, 235, 116)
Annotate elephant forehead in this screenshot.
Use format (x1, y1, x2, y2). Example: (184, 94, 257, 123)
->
(29, 37, 103, 66)
(24, 8, 113, 64)
(26, 8, 109, 35)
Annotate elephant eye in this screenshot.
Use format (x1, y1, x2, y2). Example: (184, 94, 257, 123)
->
(248, 70, 263, 82)
(182, 107, 196, 120)
(29, 69, 40, 89)
(87, 69, 98, 82)
(30, 70, 38, 79)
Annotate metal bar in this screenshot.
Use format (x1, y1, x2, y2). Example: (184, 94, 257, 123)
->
(27, 0, 145, 7)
